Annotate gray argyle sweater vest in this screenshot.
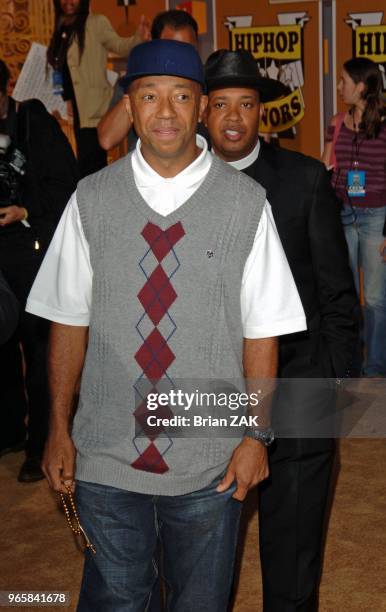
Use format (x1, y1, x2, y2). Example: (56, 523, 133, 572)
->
(73, 153, 266, 496)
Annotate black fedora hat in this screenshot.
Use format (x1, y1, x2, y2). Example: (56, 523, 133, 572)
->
(205, 49, 288, 103)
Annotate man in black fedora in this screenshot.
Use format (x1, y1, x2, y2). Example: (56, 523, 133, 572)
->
(204, 49, 359, 612)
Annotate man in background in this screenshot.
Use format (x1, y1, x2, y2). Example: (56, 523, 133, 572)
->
(97, 9, 199, 152)
(0, 60, 78, 480)
(204, 49, 358, 612)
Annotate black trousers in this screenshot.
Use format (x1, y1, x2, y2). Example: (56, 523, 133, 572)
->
(258, 437, 335, 612)
(256, 343, 338, 612)
(0, 230, 50, 457)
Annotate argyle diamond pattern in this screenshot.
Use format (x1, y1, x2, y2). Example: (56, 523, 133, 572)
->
(132, 221, 185, 474)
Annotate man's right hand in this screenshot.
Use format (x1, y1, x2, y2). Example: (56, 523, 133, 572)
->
(0, 205, 26, 226)
(42, 429, 76, 494)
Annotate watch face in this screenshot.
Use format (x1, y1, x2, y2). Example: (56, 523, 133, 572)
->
(245, 427, 274, 446)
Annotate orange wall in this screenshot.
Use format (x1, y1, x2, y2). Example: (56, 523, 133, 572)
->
(90, 0, 323, 158)
(216, 1, 322, 159)
(336, 0, 385, 114)
(91, 0, 386, 159)
(91, 0, 165, 36)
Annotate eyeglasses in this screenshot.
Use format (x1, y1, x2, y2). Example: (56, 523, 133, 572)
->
(59, 484, 96, 555)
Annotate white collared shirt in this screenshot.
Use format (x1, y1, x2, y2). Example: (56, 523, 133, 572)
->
(132, 135, 212, 215)
(227, 139, 261, 171)
(26, 135, 306, 338)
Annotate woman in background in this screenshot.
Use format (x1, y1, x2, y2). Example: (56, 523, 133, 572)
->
(47, 0, 149, 177)
(323, 58, 386, 376)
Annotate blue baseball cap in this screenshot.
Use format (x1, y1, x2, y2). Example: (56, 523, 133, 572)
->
(119, 39, 204, 90)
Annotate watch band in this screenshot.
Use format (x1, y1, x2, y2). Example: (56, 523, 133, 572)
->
(244, 426, 275, 447)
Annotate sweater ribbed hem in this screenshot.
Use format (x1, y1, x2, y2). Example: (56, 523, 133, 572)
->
(75, 453, 229, 496)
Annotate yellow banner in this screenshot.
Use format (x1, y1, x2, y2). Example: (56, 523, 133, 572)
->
(259, 89, 305, 133)
(355, 26, 386, 62)
(230, 25, 302, 61)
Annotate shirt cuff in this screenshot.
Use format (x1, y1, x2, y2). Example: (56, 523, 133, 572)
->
(25, 299, 90, 326)
(243, 316, 307, 339)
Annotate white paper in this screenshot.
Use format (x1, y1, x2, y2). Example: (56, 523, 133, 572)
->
(12, 42, 68, 119)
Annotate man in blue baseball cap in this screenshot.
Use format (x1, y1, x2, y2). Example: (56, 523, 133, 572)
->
(118, 39, 207, 177)
(27, 39, 306, 610)
(97, 10, 200, 151)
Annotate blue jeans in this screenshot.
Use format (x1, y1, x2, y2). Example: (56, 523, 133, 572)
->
(341, 204, 386, 375)
(75, 475, 241, 612)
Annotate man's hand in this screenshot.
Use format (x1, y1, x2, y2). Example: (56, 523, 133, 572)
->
(0, 205, 26, 226)
(44, 323, 88, 494)
(217, 437, 269, 501)
(42, 428, 76, 494)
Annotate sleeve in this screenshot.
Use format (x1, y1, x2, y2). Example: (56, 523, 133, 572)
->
(97, 14, 139, 57)
(241, 201, 307, 339)
(0, 270, 19, 345)
(308, 163, 360, 377)
(25, 192, 92, 326)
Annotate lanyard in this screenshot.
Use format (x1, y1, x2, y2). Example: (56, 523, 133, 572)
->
(350, 109, 365, 168)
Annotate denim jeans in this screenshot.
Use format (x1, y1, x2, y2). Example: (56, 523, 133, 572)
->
(341, 204, 386, 375)
(75, 474, 241, 612)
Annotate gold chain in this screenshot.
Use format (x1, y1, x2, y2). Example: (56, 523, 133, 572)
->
(59, 485, 96, 555)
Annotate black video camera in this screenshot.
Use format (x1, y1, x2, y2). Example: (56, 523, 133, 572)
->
(0, 133, 27, 208)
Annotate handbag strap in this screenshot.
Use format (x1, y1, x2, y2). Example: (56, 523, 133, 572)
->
(330, 112, 345, 169)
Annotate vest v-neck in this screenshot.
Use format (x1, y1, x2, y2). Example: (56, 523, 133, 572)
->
(124, 153, 223, 230)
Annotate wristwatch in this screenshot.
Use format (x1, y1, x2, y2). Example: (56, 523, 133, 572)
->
(244, 426, 275, 447)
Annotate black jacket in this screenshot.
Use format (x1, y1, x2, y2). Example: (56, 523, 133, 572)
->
(243, 140, 359, 378)
(1, 98, 78, 241)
